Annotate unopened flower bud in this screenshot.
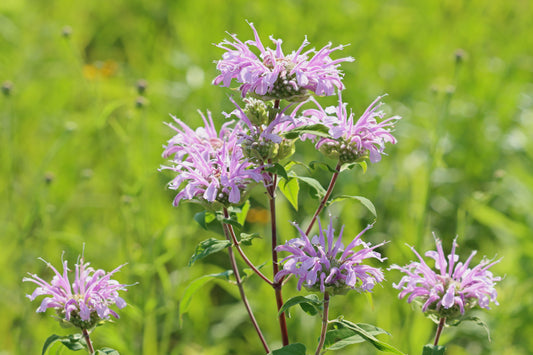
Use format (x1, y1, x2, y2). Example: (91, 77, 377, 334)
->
(44, 172, 55, 185)
(318, 140, 340, 160)
(2, 81, 13, 97)
(135, 96, 147, 108)
(61, 26, 72, 38)
(455, 49, 466, 64)
(274, 139, 295, 161)
(243, 98, 269, 126)
(136, 79, 148, 94)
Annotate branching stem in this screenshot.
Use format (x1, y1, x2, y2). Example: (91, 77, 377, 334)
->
(223, 208, 273, 285)
(306, 161, 342, 235)
(221, 219, 271, 354)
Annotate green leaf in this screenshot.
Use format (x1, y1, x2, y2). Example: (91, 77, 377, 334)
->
(42, 334, 62, 355)
(449, 316, 492, 342)
(288, 172, 327, 199)
(235, 200, 251, 226)
(270, 343, 307, 355)
(242, 262, 267, 280)
(239, 232, 262, 246)
(309, 161, 338, 173)
(179, 271, 233, 321)
(328, 195, 377, 219)
(329, 319, 405, 354)
(422, 344, 446, 355)
(325, 323, 389, 350)
(95, 348, 121, 355)
(283, 123, 331, 139)
(278, 177, 299, 210)
(218, 215, 243, 231)
(278, 294, 322, 317)
(42, 333, 87, 354)
(264, 163, 289, 180)
(194, 211, 216, 230)
(188, 238, 231, 266)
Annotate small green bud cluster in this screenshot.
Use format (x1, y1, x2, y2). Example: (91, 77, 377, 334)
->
(243, 98, 270, 126)
(255, 61, 309, 102)
(57, 309, 101, 330)
(318, 139, 368, 164)
(242, 136, 295, 164)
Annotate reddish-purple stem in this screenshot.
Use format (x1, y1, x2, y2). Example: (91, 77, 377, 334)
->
(433, 317, 446, 346)
(82, 328, 95, 354)
(305, 161, 342, 235)
(315, 291, 330, 355)
(221, 219, 271, 353)
(223, 208, 273, 286)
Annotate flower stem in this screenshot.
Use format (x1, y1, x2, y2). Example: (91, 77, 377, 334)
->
(433, 317, 446, 346)
(221, 218, 271, 353)
(315, 292, 330, 355)
(269, 187, 290, 346)
(305, 161, 342, 235)
(82, 328, 95, 354)
(223, 208, 273, 285)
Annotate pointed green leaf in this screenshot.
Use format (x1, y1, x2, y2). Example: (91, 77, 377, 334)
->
(179, 271, 233, 321)
(235, 200, 251, 226)
(42, 333, 87, 353)
(325, 323, 389, 350)
(309, 160, 338, 173)
(283, 124, 331, 139)
(278, 294, 322, 317)
(422, 344, 446, 355)
(328, 195, 377, 218)
(449, 316, 491, 342)
(194, 211, 216, 230)
(279, 177, 299, 211)
(42, 334, 62, 355)
(242, 262, 267, 280)
(270, 343, 307, 355)
(330, 319, 405, 354)
(188, 238, 231, 266)
(239, 232, 262, 246)
(219, 215, 243, 231)
(95, 348, 121, 355)
(264, 163, 289, 180)
(288, 172, 326, 199)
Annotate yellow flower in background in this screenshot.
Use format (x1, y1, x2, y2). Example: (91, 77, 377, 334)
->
(83, 60, 118, 80)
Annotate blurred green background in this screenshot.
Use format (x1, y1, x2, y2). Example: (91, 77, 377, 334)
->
(1, 0, 532, 354)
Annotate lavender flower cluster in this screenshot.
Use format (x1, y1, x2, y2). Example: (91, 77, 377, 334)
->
(161, 22, 400, 208)
(275, 220, 386, 295)
(23, 255, 130, 330)
(23, 22, 503, 354)
(390, 236, 502, 321)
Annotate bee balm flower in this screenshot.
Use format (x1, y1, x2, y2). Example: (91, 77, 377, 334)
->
(302, 94, 400, 164)
(275, 218, 386, 295)
(161, 110, 263, 207)
(389, 235, 501, 321)
(213, 22, 354, 101)
(23, 255, 130, 330)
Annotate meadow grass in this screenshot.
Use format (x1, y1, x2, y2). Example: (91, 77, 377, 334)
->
(1, 0, 532, 354)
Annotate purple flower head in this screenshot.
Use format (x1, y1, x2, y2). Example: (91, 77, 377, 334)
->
(23, 254, 130, 330)
(389, 234, 501, 322)
(161, 110, 263, 207)
(213, 22, 354, 101)
(301, 94, 400, 164)
(275, 218, 386, 295)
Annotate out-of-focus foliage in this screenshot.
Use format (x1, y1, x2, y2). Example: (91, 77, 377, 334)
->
(1, 0, 532, 354)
